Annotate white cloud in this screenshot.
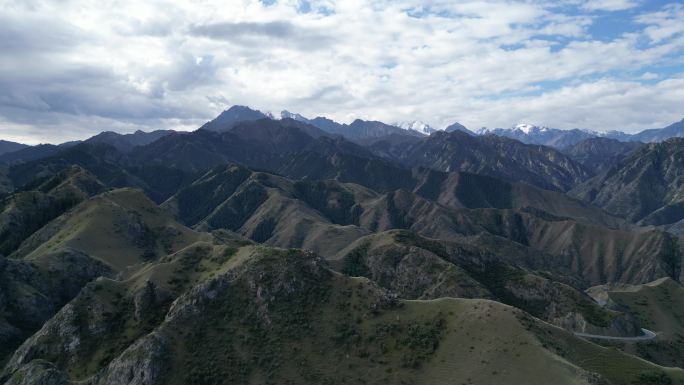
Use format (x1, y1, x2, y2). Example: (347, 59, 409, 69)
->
(0, 0, 682, 144)
(582, 0, 640, 12)
(458, 75, 684, 131)
(637, 3, 684, 43)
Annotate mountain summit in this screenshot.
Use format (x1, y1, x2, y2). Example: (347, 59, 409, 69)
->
(445, 122, 472, 134)
(512, 123, 547, 134)
(395, 120, 435, 135)
(479, 125, 598, 148)
(200, 105, 269, 132)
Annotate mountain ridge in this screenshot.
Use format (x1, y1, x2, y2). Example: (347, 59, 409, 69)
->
(2, 185, 682, 385)
(3, 105, 684, 383)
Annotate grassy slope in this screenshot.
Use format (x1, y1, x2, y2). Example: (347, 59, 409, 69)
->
(589, 278, 684, 368)
(0, 166, 105, 255)
(0, 188, 210, 367)
(1, 187, 682, 385)
(5, 242, 682, 385)
(333, 230, 638, 338)
(13, 188, 207, 272)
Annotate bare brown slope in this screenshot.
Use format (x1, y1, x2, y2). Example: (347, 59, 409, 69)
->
(467, 208, 681, 286)
(571, 138, 684, 229)
(164, 165, 681, 287)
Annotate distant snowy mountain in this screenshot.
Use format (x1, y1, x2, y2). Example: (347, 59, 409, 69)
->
(475, 119, 684, 148)
(514, 123, 547, 134)
(279, 110, 422, 141)
(479, 124, 599, 149)
(482, 123, 553, 135)
(217, 106, 683, 149)
(280, 110, 309, 122)
(395, 121, 435, 135)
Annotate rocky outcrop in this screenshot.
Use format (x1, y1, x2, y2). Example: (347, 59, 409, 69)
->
(339, 239, 492, 300)
(4, 360, 70, 385)
(90, 334, 169, 385)
(0, 252, 111, 365)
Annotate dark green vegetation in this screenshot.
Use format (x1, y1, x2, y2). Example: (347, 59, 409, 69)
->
(2, 112, 684, 384)
(0, 166, 105, 255)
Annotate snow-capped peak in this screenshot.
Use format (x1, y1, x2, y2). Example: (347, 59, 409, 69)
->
(513, 123, 544, 134)
(280, 110, 308, 122)
(395, 120, 436, 135)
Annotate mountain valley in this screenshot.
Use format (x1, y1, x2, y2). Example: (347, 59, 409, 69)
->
(1, 108, 684, 384)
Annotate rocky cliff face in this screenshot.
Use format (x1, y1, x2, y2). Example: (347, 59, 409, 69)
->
(572, 138, 684, 232)
(562, 137, 644, 174)
(0, 253, 111, 366)
(396, 131, 592, 191)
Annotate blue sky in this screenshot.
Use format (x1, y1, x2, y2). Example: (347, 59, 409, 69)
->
(0, 0, 682, 143)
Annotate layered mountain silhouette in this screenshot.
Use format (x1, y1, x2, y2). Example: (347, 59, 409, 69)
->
(0, 144, 66, 166)
(84, 130, 175, 152)
(479, 119, 684, 148)
(2, 107, 684, 384)
(394, 130, 592, 191)
(0, 141, 28, 156)
(605, 118, 684, 143)
(281, 109, 425, 141)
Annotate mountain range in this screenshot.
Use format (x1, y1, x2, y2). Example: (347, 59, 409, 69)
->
(2, 105, 681, 157)
(280, 106, 684, 147)
(2, 106, 684, 384)
(479, 119, 684, 149)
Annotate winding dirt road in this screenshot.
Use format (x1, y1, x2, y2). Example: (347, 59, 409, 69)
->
(573, 328, 657, 341)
